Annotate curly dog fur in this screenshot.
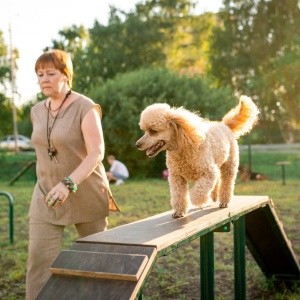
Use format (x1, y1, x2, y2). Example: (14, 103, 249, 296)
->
(136, 96, 259, 218)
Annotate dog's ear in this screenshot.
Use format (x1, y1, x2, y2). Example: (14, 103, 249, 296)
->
(169, 120, 179, 137)
(169, 107, 206, 143)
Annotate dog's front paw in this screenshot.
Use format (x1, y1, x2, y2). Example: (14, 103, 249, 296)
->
(172, 211, 185, 218)
(219, 202, 228, 208)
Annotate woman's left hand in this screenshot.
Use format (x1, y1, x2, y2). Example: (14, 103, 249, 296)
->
(45, 182, 70, 208)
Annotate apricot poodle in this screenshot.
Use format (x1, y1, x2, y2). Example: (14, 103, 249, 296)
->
(136, 96, 259, 218)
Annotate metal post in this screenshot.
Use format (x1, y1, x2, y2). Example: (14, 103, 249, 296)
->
(281, 165, 286, 185)
(200, 232, 214, 300)
(0, 191, 14, 244)
(247, 142, 252, 172)
(234, 216, 246, 300)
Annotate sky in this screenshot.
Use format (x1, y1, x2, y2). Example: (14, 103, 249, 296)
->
(0, 0, 222, 105)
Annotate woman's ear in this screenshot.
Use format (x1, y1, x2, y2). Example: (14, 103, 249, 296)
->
(64, 75, 70, 85)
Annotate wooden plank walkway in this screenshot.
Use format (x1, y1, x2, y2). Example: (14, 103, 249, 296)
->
(78, 195, 270, 250)
(37, 195, 300, 300)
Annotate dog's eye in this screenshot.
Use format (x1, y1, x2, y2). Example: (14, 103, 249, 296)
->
(149, 129, 157, 135)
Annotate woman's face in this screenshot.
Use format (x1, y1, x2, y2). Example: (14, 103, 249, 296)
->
(36, 65, 69, 97)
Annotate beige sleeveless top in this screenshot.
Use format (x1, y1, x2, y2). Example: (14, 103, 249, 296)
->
(30, 94, 119, 225)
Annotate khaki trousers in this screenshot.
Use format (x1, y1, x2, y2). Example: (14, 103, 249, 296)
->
(26, 217, 108, 300)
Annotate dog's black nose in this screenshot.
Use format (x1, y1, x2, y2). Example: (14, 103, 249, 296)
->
(136, 142, 141, 149)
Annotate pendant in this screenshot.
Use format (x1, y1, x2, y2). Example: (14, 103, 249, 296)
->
(48, 146, 58, 163)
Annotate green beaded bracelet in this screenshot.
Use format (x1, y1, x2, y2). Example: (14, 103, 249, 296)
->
(61, 177, 77, 193)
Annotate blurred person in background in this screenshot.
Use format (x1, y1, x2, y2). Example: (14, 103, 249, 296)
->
(106, 155, 129, 185)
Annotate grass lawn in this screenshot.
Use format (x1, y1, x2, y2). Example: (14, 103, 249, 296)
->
(0, 150, 299, 299)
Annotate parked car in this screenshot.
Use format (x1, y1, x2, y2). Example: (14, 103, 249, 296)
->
(0, 135, 34, 151)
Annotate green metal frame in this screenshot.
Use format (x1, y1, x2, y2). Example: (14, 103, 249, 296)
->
(136, 218, 247, 300)
(135, 200, 300, 300)
(200, 232, 215, 299)
(234, 216, 246, 300)
(0, 191, 14, 244)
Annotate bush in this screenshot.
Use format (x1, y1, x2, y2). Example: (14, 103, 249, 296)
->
(88, 68, 235, 177)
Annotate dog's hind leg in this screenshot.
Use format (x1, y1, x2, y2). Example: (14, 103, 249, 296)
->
(218, 160, 238, 208)
(169, 175, 189, 218)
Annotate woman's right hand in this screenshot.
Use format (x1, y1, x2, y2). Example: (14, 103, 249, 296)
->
(45, 182, 70, 208)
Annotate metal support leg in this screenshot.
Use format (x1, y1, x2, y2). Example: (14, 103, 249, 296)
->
(137, 291, 142, 300)
(0, 191, 14, 244)
(200, 232, 214, 300)
(234, 216, 246, 300)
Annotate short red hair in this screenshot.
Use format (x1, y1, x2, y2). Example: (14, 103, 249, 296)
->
(35, 49, 73, 88)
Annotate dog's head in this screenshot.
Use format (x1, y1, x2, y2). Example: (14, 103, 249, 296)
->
(136, 103, 205, 157)
(135, 103, 177, 157)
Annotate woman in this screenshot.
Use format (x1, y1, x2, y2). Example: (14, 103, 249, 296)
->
(26, 49, 119, 299)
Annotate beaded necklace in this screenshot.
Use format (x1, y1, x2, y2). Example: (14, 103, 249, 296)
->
(46, 90, 71, 162)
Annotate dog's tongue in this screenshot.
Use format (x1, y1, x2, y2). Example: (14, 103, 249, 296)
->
(146, 141, 165, 156)
(146, 144, 159, 156)
(146, 147, 154, 156)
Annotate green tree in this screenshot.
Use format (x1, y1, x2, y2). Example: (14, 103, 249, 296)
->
(84, 15, 166, 88)
(45, 0, 206, 93)
(18, 100, 35, 137)
(0, 31, 10, 89)
(47, 25, 89, 53)
(165, 13, 217, 76)
(0, 95, 13, 136)
(45, 5, 167, 93)
(0, 30, 13, 136)
(209, 0, 300, 143)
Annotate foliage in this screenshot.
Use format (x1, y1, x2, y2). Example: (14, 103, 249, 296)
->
(0, 96, 13, 136)
(17, 100, 35, 138)
(45, 25, 89, 54)
(0, 31, 10, 93)
(209, 0, 300, 143)
(0, 30, 21, 137)
(165, 12, 217, 76)
(0, 31, 13, 136)
(45, 0, 216, 95)
(88, 68, 235, 177)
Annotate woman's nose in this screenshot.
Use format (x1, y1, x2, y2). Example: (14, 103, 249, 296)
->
(40, 75, 49, 82)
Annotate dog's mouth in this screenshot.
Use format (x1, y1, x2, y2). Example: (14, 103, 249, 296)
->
(146, 140, 166, 157)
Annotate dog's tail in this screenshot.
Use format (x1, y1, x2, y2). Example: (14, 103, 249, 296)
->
(222, 95, 259, 138)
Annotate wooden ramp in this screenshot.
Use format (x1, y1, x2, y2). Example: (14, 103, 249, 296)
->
(37, 196, 300, 300)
